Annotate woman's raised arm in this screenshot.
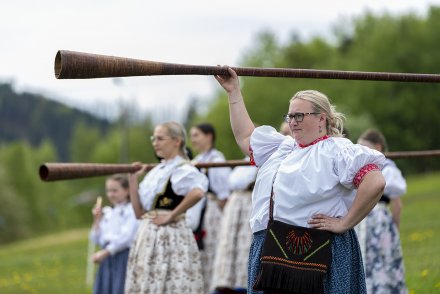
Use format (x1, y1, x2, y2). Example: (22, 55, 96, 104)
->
(215, 67, 255, 155)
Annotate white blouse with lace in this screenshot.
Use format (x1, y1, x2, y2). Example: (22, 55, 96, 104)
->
(138, 155, 208, 211)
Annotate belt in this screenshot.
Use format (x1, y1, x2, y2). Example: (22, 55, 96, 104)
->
(142, 209, 186, 221)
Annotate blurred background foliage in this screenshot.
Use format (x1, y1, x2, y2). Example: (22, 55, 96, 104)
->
(1, 7, 440, 244)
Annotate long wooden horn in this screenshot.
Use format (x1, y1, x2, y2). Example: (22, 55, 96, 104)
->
(55, 50, 440, 82)
(40, 150, 440, 181)
(39, 160, 250, 181)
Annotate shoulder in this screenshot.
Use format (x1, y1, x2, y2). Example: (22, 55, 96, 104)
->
(175, 161, 200, 173)
(317, 137, 353, 156)
(173, 161, 207, 181)
(325, 136, 353, 149)
(384, 158, 397, 168)
(209, 149, 226, 161)
(251, 125, 291, 147)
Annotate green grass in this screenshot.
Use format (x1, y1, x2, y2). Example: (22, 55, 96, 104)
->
(0, 229, 92, 294)
(0, 172, 439, 293)
(400, 172, 440, 293)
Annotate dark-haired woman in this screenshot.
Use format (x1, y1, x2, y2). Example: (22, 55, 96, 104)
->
(357, 129, 408, 294)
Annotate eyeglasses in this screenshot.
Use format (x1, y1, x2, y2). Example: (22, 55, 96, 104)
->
(283, 112, 320, 123)
(150, 135, 171, 142)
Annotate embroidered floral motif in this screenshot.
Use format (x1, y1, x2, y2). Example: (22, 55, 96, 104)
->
(159, 197, 173, 207)
(353, 164, 380, 188)
(286, 229, 313, 255)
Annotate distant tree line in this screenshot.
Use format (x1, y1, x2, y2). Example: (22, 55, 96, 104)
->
(0, 83, 111, 161)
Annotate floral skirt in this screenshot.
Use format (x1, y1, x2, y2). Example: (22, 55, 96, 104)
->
(211, 191, 252, 291)
(201, 194, 223, 293)
(124, 217, 204, 294)
(356, 202, 407, 294)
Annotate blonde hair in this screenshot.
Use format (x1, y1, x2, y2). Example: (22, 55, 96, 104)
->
(161, 121, 189, 159)
(290, 90, 345, 137)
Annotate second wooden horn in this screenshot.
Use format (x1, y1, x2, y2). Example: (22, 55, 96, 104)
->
(55, 50, 440, 82)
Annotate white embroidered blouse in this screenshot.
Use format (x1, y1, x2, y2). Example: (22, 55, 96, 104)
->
(138, 155, 208, 211)
(249, 126, 386, 232)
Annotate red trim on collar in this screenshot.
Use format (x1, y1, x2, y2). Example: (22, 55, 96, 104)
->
(298, 135, 330, 148)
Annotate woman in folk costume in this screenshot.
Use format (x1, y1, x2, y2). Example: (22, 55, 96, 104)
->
(211, 157, 258, 293)
(356, 129, 408, 294)
(189, 122, 232, 293)
(215, 67, 386, 294)
(125, 121, 208, 294)
(90, 174, 139, 294)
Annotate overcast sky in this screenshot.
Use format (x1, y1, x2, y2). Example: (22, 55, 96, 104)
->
(1, 0, 439, 121)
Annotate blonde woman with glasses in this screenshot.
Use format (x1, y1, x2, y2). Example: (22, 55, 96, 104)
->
(215, 68, 386, 294)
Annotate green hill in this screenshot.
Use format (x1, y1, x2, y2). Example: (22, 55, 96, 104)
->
(0, 83, 111, 161)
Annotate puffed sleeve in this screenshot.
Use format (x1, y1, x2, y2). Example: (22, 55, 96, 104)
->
(171, 164, 209, 196)
(250, 125, 286, 167)
(229, 165, 258, 191)
(334, 141, 386, 189)
(207, 151, 231, 200)
(382, 160, 406, 198)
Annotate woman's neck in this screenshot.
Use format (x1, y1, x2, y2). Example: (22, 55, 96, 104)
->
(199, 145, 213, 154)
(163, 151, 180, 161)
(298, 134, 329, 148)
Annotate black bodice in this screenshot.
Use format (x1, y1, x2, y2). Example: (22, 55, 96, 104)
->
(152, 179, 184, 210)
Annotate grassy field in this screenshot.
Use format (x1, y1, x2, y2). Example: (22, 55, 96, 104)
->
(400, 172, 440, 293)
(0, 172, 439, 293)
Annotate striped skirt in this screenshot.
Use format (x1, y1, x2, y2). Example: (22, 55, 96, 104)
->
(248, 229, 366, 294)
(211, 191, 252, 291)
(93, 248, 129, 294)
(124, 216, 204, 294)
(356, 203, 407, 294)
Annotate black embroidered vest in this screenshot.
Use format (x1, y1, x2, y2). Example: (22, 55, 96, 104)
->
(152, 179, 184, 210)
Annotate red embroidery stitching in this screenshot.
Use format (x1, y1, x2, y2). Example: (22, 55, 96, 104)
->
(353, 164, 379, 188)
(298, 135, 329, 148)
(286, 230, 313, 255)
(249, 145, 256, 166)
